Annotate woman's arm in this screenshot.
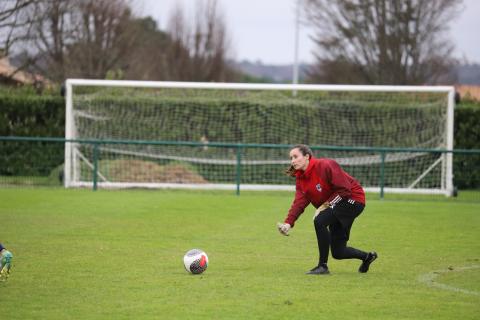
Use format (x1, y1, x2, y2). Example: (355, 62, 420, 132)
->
(284, 188, 310, 227)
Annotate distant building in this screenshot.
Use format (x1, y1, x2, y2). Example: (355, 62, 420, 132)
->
(0, 53, 50, 87)
(455, 85, 480, 102)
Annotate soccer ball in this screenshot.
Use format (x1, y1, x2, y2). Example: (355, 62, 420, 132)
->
(183, 249, 208, 274)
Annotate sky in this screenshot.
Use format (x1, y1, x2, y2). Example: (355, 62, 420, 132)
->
(137, 0, 480, 65)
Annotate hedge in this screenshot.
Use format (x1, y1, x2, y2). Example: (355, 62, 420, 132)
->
(0, 90, 479, 188)
(453, 101, 480, 188)
(0, 92, 64, 176)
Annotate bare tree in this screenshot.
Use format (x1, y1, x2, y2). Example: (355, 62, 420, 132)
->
(2, 0, 238, 83)
(67, 0, 135, 79)
(0, 0, 37, 55)
(166, 0, 237, 82)
(304, 0, 462, 84)
(0, 0, 39, 83)
(31, 0, 137, 82)
(165, 5, 194, 80)
(31, 0, 74, 81)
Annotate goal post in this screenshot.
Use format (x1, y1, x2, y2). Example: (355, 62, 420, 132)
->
(64, 79, 455, 195)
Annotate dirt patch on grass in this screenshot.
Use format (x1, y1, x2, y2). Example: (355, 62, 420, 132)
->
(103, 159, 207, 183)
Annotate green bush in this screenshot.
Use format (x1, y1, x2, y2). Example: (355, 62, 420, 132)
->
(0, 92, 65, 176)
(453, 100, 480, 189)
(0, 92, 64, 136)
(1, 88, 480, 189)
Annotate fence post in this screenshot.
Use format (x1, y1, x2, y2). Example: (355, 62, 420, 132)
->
(380, 151, 386, 199)
(93, 142, 99, 191)
(236, 146, 242, 196)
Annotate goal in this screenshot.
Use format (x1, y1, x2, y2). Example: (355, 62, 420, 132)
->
(64, 80, 455, 195)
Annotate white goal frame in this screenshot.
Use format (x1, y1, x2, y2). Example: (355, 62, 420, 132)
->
(64, 79, 455, 195)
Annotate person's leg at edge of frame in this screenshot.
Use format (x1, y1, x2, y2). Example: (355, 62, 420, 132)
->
(0, 243, 13, 280)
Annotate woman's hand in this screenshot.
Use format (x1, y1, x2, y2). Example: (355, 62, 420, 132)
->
(277, 222, 291, 236)
(313, 201, 330, 221)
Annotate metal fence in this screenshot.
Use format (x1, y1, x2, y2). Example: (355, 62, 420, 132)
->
(1, 136, 479, 201)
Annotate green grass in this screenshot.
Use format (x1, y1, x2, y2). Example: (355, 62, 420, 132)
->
(0, 189, 479, 319)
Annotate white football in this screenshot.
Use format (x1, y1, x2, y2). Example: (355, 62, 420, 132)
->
(183, 249, 208, 274)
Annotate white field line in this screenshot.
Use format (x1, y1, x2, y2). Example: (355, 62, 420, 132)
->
(417, 265, 480, 296)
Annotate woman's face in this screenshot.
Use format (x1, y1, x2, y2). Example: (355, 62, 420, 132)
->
(289, 148, 310, 171)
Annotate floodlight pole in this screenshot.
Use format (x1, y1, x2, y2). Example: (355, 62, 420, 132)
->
(292, 0, 301, 96)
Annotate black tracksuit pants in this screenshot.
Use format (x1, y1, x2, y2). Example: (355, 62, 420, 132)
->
(313, 200, 367, 265)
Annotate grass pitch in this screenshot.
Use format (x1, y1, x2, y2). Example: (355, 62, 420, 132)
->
(0, 189, 479, 319)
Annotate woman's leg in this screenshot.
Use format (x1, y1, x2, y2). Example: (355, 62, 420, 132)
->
(313, 208, 338, 265)
(330, 227, 367, 260)
(329, 201, 378, 272)
(329, 201, 368, 260)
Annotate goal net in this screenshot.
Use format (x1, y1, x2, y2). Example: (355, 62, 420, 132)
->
(65, 80, 454, 195)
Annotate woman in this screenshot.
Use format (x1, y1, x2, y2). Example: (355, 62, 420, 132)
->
(277, 144, 377, 275)
(0, 243, 13, 280)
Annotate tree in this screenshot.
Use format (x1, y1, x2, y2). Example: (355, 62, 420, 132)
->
(304, 0, 462, 84)
(166, 0, 238, 82)
(31, 0, 137, 82)
(117, 17, 173, 81)
(0, 0, 38, 80)
(2, 0, 240, 83)
(0, 0, 37, 55)
(66, 0, 135, 79)
(31, 0, 73, 81)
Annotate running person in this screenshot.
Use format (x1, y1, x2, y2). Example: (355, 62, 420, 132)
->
(277, 144, 377, 274)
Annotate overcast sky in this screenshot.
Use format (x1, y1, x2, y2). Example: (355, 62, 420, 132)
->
(137, 0, 480, 65)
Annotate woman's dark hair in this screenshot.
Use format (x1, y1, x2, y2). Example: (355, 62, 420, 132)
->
(285, 144, 313, 177)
